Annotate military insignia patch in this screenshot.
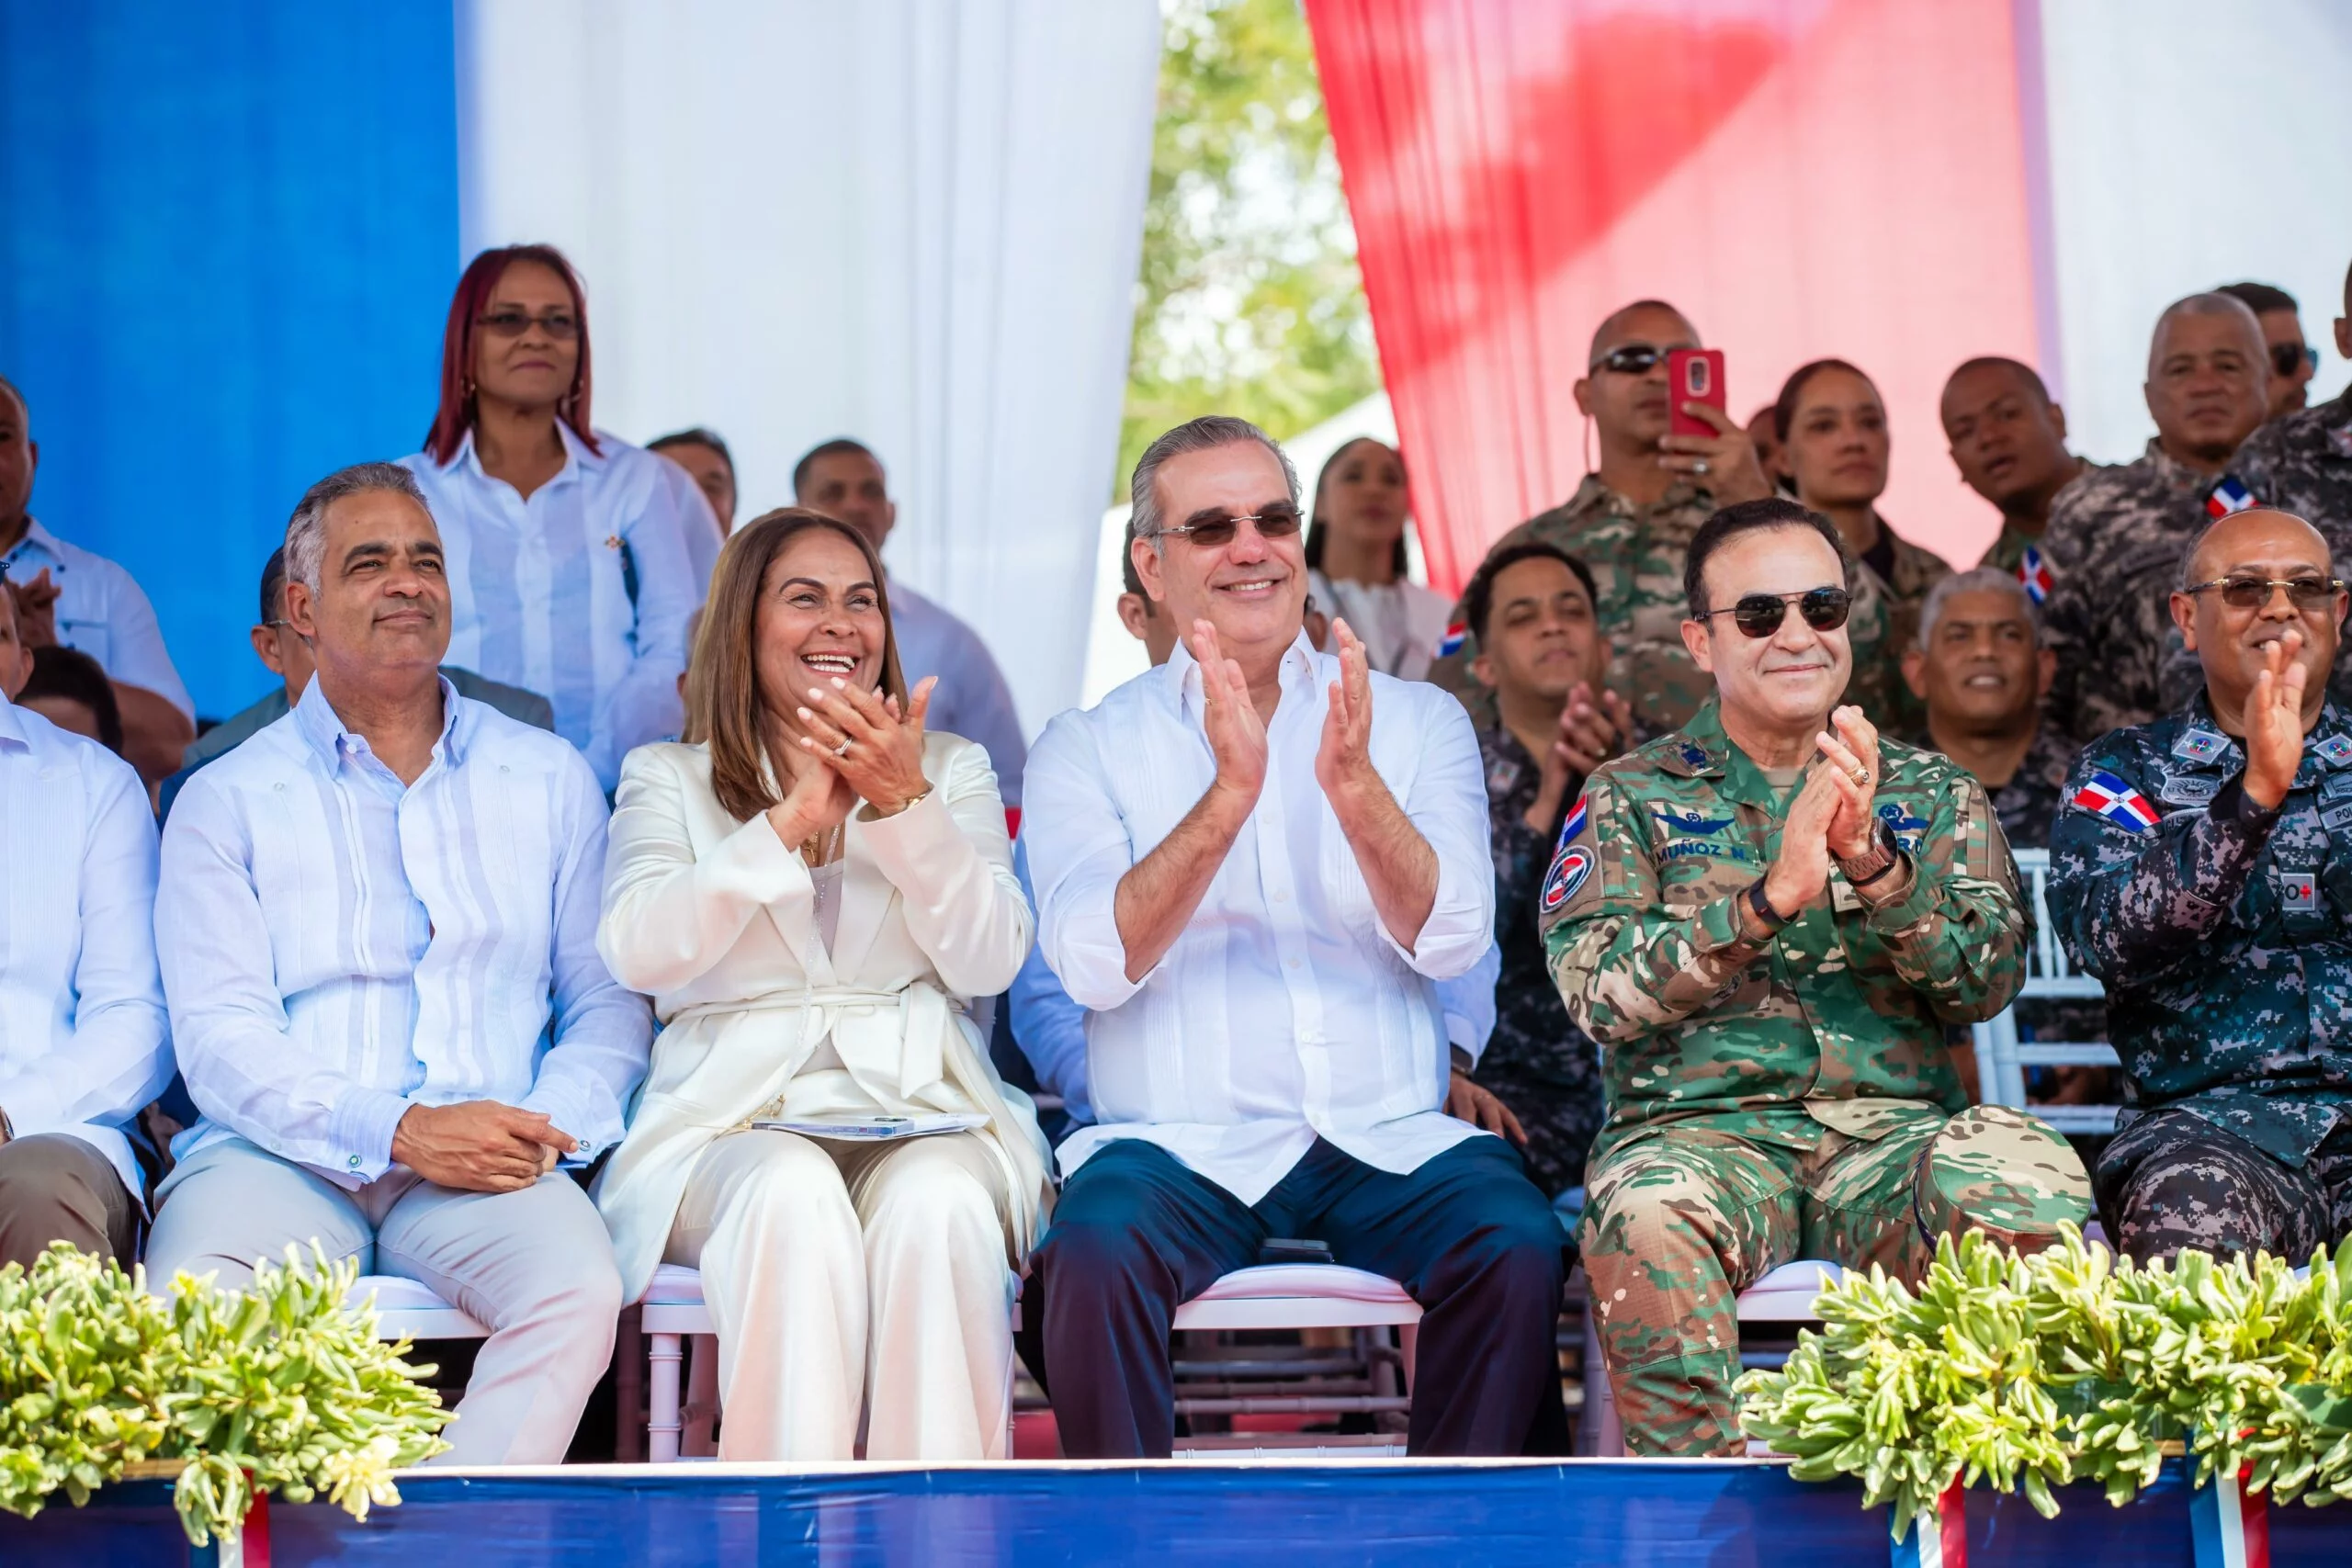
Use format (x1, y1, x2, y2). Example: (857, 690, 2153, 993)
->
(1679, 744, 1710, 768)
(2018, 546, 2052, 605)
(1876, 803, 1930, 834)
(2205, 474, 2258, 518)
(1556, 793, 1589, 852)
(2316, 735, 2352, 768)
(2172, 729, 2228, 764)
(2070, 770, 2160, 831)
(2157, 773, 2219, 807)
(1541, 844, 1594, 914)
(2324, 802, 2352, 831)
(1434, 621, 1467, 659)
(2282, 869, 2319, 913)
(1653, 807, 1733, 835)
(2324, 773, 2352, 802)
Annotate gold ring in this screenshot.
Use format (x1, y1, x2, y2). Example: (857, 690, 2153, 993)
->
(1849, 766, 1869, 786)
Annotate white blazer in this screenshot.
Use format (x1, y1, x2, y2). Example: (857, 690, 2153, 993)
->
(592, 732, 1050, 1303)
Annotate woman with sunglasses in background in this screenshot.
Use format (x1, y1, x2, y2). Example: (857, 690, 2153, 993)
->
(1303, 437, 1451, 680)
(401, 244, 719, 793)
(1776, 358, 1950, 741)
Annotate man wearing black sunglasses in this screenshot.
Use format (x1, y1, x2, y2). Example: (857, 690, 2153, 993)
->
(2218, 281, 2317, 418)
(1429, 300, 1770, 744)
(2050, 506, 2352, 1267)
(1541, 497, 2087, 1457)
(2039, 292, 2278, 747)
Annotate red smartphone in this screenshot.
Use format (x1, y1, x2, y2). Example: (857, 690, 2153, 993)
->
(1667, 348, 1726, 437)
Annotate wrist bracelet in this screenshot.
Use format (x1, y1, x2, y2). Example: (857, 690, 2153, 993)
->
(1746, 878, 1792, 934)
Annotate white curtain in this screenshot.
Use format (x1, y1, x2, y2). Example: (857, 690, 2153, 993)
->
(454, 0, 1161, 738)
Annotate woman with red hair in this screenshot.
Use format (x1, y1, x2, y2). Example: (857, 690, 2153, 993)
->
(401, 245, 717, 790)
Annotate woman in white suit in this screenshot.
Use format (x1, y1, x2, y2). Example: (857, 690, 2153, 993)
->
(594, 508, 1049, 1461)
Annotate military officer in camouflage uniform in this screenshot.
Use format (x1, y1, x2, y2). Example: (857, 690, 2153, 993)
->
(1458, 540, 1627, 1199)
(1938, 356, 2094, 589)
(1543, 497, 2090, 1457)
(2235, 260, 2352, 713)
(1902, 567, 2075, 845)
(1428, 299, 1781, 741)
(2040, 293, 2274, 747)
(2050, 507, 2352, 1264)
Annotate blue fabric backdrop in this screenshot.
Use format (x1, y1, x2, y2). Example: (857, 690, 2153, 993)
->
(0, 0, 458, 718)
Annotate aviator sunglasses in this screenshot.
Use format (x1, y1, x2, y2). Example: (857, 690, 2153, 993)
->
(1702, 586, 1853, 638)
(2182, 574, 2346, 611)
(1589, 343, 1692, 376)
(1159, 502, 1306, 548)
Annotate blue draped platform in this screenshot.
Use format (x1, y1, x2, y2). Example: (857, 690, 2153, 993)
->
(4, 1458, 2348, 1566)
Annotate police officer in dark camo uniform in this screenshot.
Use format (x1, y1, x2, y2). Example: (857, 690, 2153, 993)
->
(2050, 507, 2352, 1265)
(2038, 293, 2277, 747)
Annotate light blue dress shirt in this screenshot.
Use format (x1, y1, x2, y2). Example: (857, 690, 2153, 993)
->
(890, 581, 1027, 807)
(2, 518, 193, 718)
(157, 678, 651, 1188)
(401, 424, 704, 791)
(0, 695, 171, 1199)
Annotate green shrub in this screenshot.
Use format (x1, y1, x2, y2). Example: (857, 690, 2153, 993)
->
(1737, 1225, 2352, 1538)
(0, 1242, 450, 1544)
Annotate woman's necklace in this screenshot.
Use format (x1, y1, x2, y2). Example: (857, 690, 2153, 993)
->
(800, 820, 843, 868)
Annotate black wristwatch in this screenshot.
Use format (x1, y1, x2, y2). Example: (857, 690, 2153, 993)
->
(1746, 878, 1793, 935)
(1837, 820, 1903, 888)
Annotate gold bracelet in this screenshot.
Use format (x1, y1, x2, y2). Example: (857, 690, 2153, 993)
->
(865, 785, 933, 819)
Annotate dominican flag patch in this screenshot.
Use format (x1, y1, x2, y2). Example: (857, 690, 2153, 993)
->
(1556, 792, 1589, 852)
(2207, 474, 2259, 519)
(1435, 621, 1468, 659)
(1540, 845, 1594, 914)
(2018, 546, 2052, 604)
(2071, 769, 2160, 831)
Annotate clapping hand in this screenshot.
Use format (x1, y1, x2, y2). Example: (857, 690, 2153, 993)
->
(1810, 705, 1883, 860)
(1193, 619, 1269, 803)
(795, 674, 937, 818)
(1759, 764, 1844, 922)
(2243, 628, 2310, 810)
(6, 570, 59, 649)
(1526, 681, 1631, 831)
(1315, 617, 1380, 807)
(765, 746, 856, 850)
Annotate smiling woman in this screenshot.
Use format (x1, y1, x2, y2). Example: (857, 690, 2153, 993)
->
(591, 505, 1049, 1463)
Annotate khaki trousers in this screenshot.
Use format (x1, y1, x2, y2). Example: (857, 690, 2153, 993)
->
(0, 1134, 140, 1268)
(664, 1128, 1014, 1461)
(145, 1136, 622, 1466)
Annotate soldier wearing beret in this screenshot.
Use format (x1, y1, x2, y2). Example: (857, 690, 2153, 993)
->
(2049, 507, 2352, 1264)
(1541, 497, 2090, 1458)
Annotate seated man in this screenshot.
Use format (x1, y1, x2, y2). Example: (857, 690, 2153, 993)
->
(1024, 416, 1566, 1459)
(2050, 507, 2352, 1265)
(163, 547, 551, 818)
(147, 462, 651, 1466)
(1010, 536, 1505, 1141)
(1544, 497, 2089, 1458)
(0, 581, 170, 1268)
(1458, 540, 1626, 1201)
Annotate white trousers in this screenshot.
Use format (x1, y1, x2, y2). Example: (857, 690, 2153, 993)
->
(144, 1137, 622, 1467)
(664, 1127, 1014, 1461)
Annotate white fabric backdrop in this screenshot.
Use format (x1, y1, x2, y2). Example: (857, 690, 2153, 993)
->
(2038, 0, 2352, 464)
(454, 0, 1160, 739)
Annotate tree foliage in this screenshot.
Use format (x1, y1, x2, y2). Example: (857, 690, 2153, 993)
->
(1116, 0, 1382, 495)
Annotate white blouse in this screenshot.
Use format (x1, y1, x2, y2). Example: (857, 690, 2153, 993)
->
(1308, 570, 1453, 682)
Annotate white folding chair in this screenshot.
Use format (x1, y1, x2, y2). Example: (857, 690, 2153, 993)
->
(1578, 1259, 1845, 1457)
(1166, 1264, 1423, 1457)
(1971, 847, 2123, 1135)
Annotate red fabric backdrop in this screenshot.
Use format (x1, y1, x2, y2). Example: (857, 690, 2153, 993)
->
(1304, 0, 2046, 596)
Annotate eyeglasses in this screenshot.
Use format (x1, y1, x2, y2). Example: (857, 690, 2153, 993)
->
(2271, 342, 2318, 378)
(2183, 574, 2346, 611)
(1703, 586, 1852, 638)
(1588, 343, 1688, 376)
(476, 310, 580, 341)
(1158, 503, 1305, 549)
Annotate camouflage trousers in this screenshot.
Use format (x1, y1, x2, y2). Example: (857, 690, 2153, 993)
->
(2095, 1110, 2352, 1267)
(1580, 1103, 2091, 1457)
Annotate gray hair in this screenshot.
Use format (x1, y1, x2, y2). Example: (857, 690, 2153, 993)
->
(1129, 415, 1299, 547)
(2147, 291, 2267, 378)
(1916, 565, 2039, 649)
(284, 462, 432, 592)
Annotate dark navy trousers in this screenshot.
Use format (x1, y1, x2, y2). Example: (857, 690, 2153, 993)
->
(1026, 1134, 1568, 1458)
